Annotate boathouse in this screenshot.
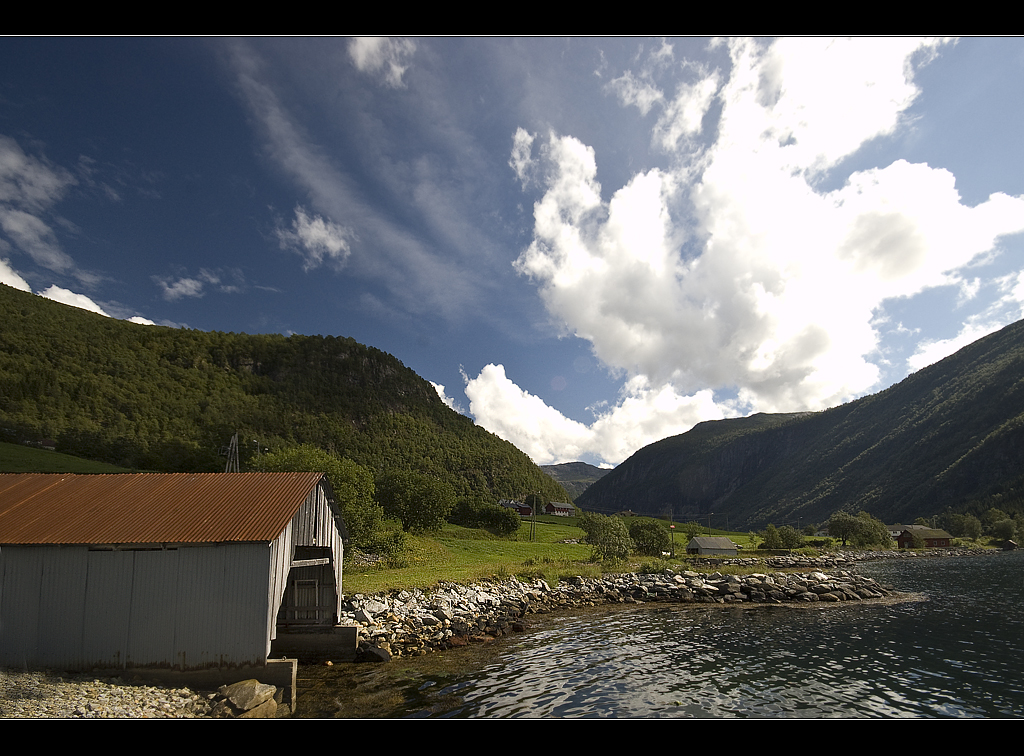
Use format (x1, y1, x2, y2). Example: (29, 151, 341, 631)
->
(0, 472, 346, 671)
(686, 536, 739, 556)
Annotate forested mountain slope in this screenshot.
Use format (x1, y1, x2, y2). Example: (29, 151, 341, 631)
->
(0, 285, 567, 503)
(577, 319, 1024, 528)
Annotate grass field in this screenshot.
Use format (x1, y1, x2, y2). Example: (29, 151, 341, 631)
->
(0, 442, 132, 473)
(342, 514, 780, 594)
(343, 516, 596, 594)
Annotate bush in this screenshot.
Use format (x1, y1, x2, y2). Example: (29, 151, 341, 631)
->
(992, 518, 1017, 541)
(759, 523, 804, 550)
(629, 520, 671, 556)
(360, 517, 407, 559)
(579, 512, 633, 561)
(777, 525, 803, 549)
(828, 511, 892, 549)
(450, 496, 522, 536)
(375, 470, 456, 532)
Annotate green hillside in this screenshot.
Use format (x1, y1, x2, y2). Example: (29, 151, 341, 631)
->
(0, 284, 567, 504)
(578, 319, 1024, 528)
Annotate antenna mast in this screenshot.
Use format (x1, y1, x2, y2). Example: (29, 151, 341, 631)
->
(224, 432, 240, 473)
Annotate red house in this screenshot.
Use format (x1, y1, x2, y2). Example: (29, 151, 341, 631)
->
(896, 525, 953, 549)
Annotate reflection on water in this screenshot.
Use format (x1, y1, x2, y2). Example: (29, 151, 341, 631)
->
(298, 551, 1024, 718)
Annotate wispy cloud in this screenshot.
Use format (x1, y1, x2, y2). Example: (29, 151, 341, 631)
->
(509, 128, 535, 188)
(153, 268, 244, 301)
(0, 134, 104, 287)
(348, 37, 416, 88)
(276, 205, 352, 271)
(908, 271, 1024, 371)
(224, 39, 504, 326)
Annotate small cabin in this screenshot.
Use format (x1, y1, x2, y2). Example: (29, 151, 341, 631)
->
(686, 536, 739, 556)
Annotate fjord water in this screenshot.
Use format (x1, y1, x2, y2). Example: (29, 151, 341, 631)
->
(385, 550, 1024, 718)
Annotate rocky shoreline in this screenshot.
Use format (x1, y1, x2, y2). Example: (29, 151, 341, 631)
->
(0, 671, 290, 719)
(0, 671, 212, 719)
(344, 549, 986, 662)
(0, 548, 991, 717)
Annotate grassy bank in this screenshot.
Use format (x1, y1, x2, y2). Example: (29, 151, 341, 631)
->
(0, 442, 133, 473)
(344, 517, 594, 594)
(342, 515, 783, 595)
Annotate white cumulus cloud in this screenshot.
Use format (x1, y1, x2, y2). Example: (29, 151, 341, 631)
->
(0, 257, 31, 291)
(465, 37, 1024, 465)
(464, 364, 724, 465)
(39, 285, 109, 316)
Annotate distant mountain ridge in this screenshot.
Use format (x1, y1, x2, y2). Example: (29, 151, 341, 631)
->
(0, 284, 568, 504)
(540, 461, 611, 501)
(577, 319, 1024, 529)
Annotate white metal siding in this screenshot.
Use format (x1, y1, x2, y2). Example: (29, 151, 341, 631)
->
(0, 543, 272, 670)
(281, 483, 345, 618)
(0, 477, 345, 671)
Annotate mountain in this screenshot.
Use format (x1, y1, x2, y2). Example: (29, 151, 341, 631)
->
(577, 319, 1024, 529)
(540, 461, 612, 501)
(0, 284, 568, 504)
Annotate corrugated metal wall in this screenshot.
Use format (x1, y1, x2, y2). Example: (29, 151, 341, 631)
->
(0, 543, 272, 670)
(0, 479, 346, 671)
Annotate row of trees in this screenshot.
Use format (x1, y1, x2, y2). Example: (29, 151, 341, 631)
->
(260, 445, 526, 560)
(926, 508, 1021, 541)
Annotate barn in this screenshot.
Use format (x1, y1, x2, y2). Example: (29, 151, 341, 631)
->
(0, 472, 347, 672)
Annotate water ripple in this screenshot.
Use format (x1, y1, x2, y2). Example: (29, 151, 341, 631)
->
(357, 551, 1024, 718)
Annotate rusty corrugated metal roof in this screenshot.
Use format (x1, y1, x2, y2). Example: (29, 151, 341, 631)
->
(0, 472, 326, 545)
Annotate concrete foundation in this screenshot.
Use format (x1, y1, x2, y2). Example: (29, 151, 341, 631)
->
(271, 625, 360, 664)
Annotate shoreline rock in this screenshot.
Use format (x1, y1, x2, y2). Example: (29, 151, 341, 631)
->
(341, 549, 976, 661)
(0, 671, 213, 719)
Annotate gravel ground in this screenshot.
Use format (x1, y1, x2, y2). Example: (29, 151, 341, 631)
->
(1, 669, 213, 719)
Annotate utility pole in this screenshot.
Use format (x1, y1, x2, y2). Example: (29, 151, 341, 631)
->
(531, 493, 537, 542)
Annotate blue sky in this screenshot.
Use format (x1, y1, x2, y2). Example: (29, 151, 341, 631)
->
(2, 38, 1023, 467)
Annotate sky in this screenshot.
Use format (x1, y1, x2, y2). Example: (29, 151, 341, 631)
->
(2, 37, 1023, 468)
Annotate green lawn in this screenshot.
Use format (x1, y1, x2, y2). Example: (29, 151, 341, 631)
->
(0, 442, 133, 473)
(343, 517, 596, 594)
(341, 515, 793, 594)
